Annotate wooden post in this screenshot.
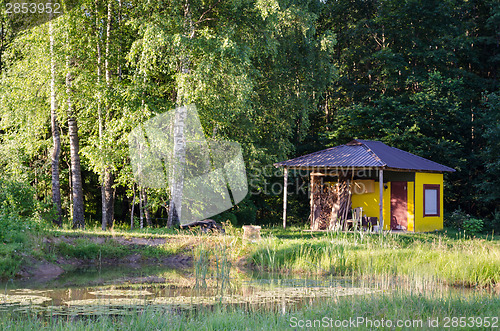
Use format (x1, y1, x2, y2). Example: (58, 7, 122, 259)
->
(310, 173, 315, 229)
(283, 167, 288, 229)
(379, 169, 384, 231)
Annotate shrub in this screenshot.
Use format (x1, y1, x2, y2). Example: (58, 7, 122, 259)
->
(445, 209, 469, 230)
(213, 211, 238, 226)
(0, 178, 37, 218)
(234, 199, 258, 225)
(0, 178, 41, 242)
(462, 218, 484, 235)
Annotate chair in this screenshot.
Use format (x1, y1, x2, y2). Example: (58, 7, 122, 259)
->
(362, 217, 378, 231)
(351, 207, 363, 230)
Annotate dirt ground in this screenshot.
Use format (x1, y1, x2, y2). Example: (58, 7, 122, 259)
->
(17, 235, 195, 282)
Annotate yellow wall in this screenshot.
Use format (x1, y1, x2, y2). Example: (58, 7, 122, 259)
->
(414, 172, 444, 232)
(351, 180, 416, 232)
(350, 173, 442, 232)
(351, 181, 391, 230)
(406, 181, 415, 232)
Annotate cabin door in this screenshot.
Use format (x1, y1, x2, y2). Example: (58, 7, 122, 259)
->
(390, 181, 408, 230)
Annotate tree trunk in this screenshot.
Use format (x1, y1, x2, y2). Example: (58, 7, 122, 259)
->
(94, 0, 107, 229)
(68, 114, 85, 228)
(65, 25, 85, 229)
(130, 185, 135, 230)
(103, 171, 114, 228)
(67, 161, 72, 218)
(139, 188, 143, 229)
(167, 0, 193, 228)
(1, 21, 4, 74)
(101, 0, 114, 230)
(49, 21, 62, 227)
(167, 106, 187, 228)
(68, 115, 85, 229)
(142, 188, 152, 227)
(117, 0, 122, 79)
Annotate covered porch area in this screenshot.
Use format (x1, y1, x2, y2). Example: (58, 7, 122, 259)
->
(280, 166, 386, 232)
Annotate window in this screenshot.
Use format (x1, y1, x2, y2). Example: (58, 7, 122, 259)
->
(423, 184, 440, 217)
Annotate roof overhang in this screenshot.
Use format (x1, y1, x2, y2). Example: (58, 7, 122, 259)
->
(274, 165, 453, 174)
(273, 139, 456, 173)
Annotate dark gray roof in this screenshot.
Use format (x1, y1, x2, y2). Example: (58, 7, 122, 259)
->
(274, 139, 455, 172)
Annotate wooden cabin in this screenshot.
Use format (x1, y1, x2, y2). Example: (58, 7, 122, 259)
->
(274, 140, 455, 232)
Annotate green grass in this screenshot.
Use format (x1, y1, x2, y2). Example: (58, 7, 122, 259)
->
(55, 240, 128, 260)
(0, 289, 499, 330)
(1, 226, 499, 330)
(3, 225, 500, 288)
(50, 224, 187, 239)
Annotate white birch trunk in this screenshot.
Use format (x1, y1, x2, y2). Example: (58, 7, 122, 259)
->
(49, 20, 62, 227)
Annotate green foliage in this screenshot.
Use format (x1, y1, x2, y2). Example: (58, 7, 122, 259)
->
(445, 209, 469, 230)
(213, 212, 238, 227)
(0, 242, 23, 277)
(0, 0, 498, 229)
(446, 209, 486, 235)
(234, 199, 258, 225)
(462, 218, 484, 236)
(212, 199, 258, 226)
(0, 178, 37, 218)
(0, 178, 43, 243)
(477, 92, 500, 216)
(0, 177, 46, 277)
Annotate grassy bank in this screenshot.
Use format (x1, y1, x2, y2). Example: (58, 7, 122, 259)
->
(0, 230, 196, 278)
(2, 225, 500, 289)
(251, 229, 500, 288)
(1, 288, 499, 330)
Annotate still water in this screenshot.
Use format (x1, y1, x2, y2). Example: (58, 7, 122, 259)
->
(0, 264, 494, 317)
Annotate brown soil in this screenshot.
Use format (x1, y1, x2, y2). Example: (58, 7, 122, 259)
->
(16, 259, 65, 281)
(17, 254, 193, 283)
(17, 235, 195, 283)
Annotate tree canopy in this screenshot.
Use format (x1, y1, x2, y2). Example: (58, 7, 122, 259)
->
(0, 0, 498, 230)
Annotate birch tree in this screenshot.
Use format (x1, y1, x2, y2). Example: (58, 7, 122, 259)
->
(101, 0, 114, 230)
(49, 20, 62, 227)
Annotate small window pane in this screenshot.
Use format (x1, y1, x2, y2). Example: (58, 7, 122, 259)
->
(424, 189, 438, 215)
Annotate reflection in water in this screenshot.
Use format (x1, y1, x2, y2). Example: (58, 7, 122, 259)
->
(0, 264, 496, 317)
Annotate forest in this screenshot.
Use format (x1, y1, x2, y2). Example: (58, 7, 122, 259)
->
(1, 0, 499, 232)
(0, 1, 500, 329)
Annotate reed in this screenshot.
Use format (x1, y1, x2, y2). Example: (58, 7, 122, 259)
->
(251, 231, 500, 288)
(192, 233, 235, 293)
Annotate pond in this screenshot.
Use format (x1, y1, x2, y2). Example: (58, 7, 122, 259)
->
(0, 263, 496, 318)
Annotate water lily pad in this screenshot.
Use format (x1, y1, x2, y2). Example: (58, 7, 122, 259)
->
(11, 289, 53, 294)
(65, 297, 150, 306)
(0, 294, 52, 305)
(88, 289, 153, 297)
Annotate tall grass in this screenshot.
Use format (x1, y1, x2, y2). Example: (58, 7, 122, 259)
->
(1, 287, 499, 330)
(251, 231, 500, 287)
(192, 231, 238, 293)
